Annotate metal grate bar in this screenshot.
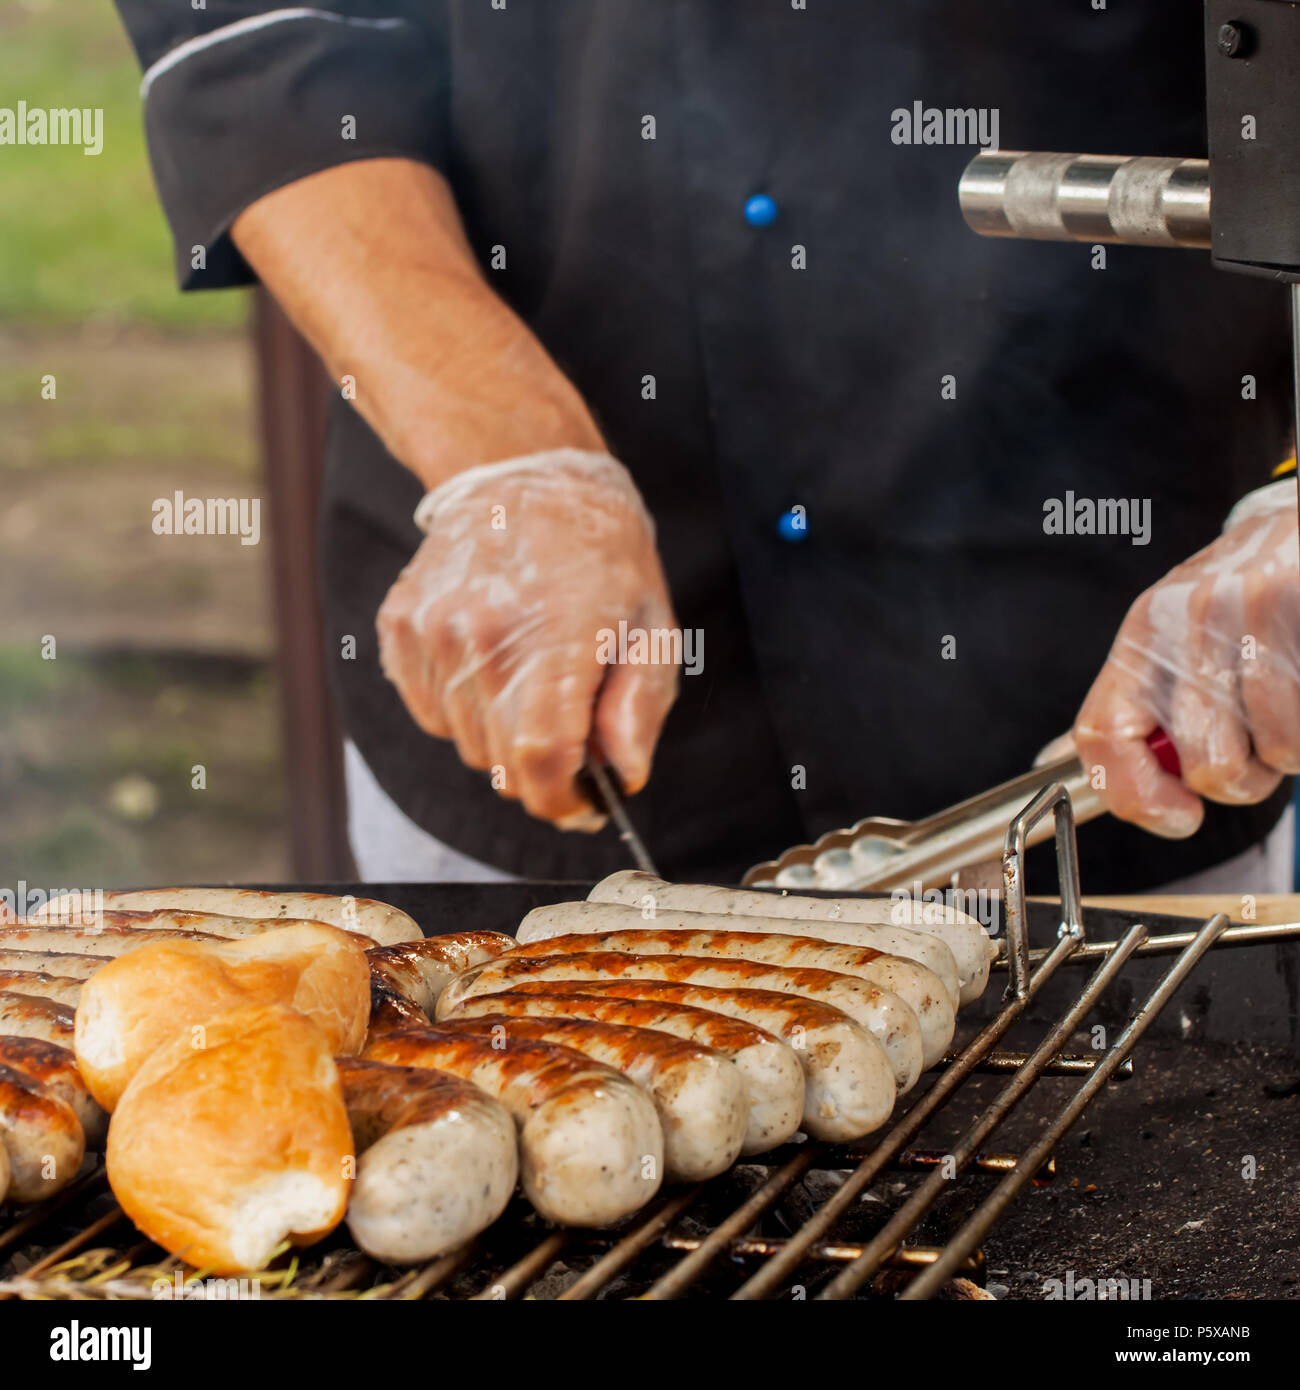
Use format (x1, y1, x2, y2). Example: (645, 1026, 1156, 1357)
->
(391, 1244, 475, 1299)
(898, 911, 1230, 1300)
(934, 1049, 1133, 1078)
(662, 1232, 984, 1271)
(471, 1230, 569, 1300)
(813, 922, 1149, 1299)
(701, 791, 1089, 1304)
(11, 1206, 129, 1284)
(0, 1166, 107, 1260)
(726, 923, 1080, 1302)
(639, 1147, 822, 1299)
(894, 1149, 1055, 1179)
(558, 1187, 703, 1300)
(1009, 918, 1300, 967)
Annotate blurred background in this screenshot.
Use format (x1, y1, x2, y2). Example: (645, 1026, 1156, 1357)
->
(1, 0, 290, 888)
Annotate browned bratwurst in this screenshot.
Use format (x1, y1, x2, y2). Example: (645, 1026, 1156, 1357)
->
(438, 950, 907, 1104)
(336, 1056, 517, 1261)
(0, 1036, 106, 1147)
(443, 1012, 747, 1180)
(0, 971, 82, 1009)
(440, 962, 895, 1141)
(0, 950, 109, 979)
(0, 992, 76, 1046)
(445, 987, 803, 1153)
(367, 975, 428, 1038)
(365, 931, 515, 1017)
(0, 1064, 84, 1202)
(0, 925, 220, 957)
(501, 926, 955, 1067)
(365, 1024, 663, 1225)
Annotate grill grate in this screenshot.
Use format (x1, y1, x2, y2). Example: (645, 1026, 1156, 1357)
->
(2, 781, 1293, 1300)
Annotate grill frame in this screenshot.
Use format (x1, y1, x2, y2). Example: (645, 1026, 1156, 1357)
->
(1, 782, 1293, 1301)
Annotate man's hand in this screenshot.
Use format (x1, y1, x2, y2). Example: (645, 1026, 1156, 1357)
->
(1073, 481, 1300, 837)
(232, 158, 680, 825)
(376, 450, 679, 827)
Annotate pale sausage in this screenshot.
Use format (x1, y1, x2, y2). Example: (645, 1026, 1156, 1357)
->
(587, 874, 996, 1004)
(364, 1025, 663, 1225)
(442, 950, 923, 1093)
(33, 889, 421, 946)
(438, 961, 895, 1140)
(445, 986, 803, 1155)
(503, 927, 955, 1068)
(337, 1057, 517, 1262)
(444, 1012, 747, 1181)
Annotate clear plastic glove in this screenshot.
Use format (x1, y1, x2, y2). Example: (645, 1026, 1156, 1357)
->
(1073, 478, 1300, 838)
(376, 449, 680, 829)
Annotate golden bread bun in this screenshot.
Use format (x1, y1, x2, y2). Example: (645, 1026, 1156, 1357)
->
(107, 1003, 352, 1273)
(75, 922, 369, 1110)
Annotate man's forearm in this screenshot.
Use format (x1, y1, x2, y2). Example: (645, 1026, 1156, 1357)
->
(231, 157, 604, 489)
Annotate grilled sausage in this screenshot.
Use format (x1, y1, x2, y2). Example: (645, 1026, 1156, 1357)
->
(0, 1066, 84, 1202)
(0, 1036, 107, 1148)
(366, 932, 516, 1017)
(0, 992, 76, 1045)
(503, 928, 954, 1069)
(525, 898, 966, 1009)
(337, 1057, 517, 1262)
(445, 1013, 746, 1181)
(368, 977, 428, 1038)
(0, 1127, 9, 1201)
(365, 1025, 663, 1225)
(440, 964, 894, 1141)
(33, 889, 421, 945)
(21, 908, 373, 948)
(0, 950, 109, 979)
(447, 987, 803, 1154)
(0, 926, 219, 957)
(0, 971, 82, 1009)
(586, 874, 995, 1005)
(441, 950, 922, 1094)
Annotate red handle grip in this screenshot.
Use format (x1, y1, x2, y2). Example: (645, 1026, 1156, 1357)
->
(1146, 728, 1181, 777)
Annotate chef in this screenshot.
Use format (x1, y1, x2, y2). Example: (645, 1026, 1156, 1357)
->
(114, 1, 1300, 892)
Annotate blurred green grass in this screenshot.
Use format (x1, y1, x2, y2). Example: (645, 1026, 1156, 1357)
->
(0, 646, 286, 885)
(0, 0, 242, 328)
(0, 4, 288, 885)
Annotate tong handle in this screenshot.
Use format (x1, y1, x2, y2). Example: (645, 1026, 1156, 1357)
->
(1146, 728, 1181, 777)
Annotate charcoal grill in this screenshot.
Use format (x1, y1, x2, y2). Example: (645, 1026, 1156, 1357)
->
(2, 782, 1297, 1300)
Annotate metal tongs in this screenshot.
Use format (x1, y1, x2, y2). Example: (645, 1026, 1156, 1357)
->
(743, 731, 1180, 892)
(580, 754, 658, 876)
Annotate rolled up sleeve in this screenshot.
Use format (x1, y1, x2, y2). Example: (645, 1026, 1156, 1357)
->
(113, 3, 449, 289)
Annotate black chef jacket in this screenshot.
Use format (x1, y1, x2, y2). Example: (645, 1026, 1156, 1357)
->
(115, 0, 1294, 890)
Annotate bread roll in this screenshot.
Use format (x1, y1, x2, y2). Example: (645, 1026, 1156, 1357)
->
(75, 922, 369, 1110)
(107, 1003, 352, 1273)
